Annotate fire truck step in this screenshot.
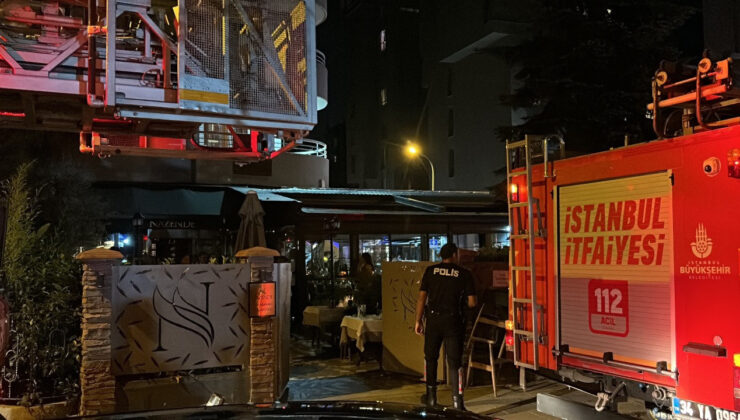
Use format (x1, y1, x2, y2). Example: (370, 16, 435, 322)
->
(510, 234, 531, 239)
(511, 266, 531, 271)
(510, 202, 529, 208)
(508, 169, 527, 177)
(514, 329, 534, 337)
(507, 139, 528, 149)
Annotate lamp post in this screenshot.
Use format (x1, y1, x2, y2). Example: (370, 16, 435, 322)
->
(382, 141, 436, 190)
(132, 212, 144, 264)
(404, 142, 435, 191)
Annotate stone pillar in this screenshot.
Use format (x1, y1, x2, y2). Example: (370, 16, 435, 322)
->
(249, 317, 275, 404)
(76, 249, 122, 415)
(236, 248, 279, 404)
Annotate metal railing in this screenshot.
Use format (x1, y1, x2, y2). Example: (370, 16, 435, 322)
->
(289, 139, 327, 158)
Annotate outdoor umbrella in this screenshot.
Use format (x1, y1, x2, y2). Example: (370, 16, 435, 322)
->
(235, 190, 266, 251)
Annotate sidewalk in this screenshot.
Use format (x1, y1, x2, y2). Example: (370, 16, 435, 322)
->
(286, 337, 651, 419)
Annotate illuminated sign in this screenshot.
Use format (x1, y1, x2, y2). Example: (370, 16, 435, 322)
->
(249, 281, 276, 318)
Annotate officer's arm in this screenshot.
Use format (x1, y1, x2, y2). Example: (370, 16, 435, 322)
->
(414, 291, 427, 335)
(415, 291, 427, 324)
(465, 270, 477, 308)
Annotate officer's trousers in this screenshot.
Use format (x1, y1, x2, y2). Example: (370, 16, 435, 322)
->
(424, 312, 464, 387)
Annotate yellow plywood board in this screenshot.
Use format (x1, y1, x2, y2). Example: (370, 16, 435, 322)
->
(381, 262, 443, 381)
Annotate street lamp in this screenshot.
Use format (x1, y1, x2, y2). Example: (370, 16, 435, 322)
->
(404, 142, 435, 191)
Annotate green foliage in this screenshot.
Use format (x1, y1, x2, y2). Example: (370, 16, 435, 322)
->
(1, 162, 81, 404)
(494, 0, 701, 151)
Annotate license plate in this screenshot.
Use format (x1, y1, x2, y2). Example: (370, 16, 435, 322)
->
(673, 397, 740, 420)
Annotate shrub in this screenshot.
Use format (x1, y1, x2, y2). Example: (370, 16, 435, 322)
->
(0, 162, 81, 405)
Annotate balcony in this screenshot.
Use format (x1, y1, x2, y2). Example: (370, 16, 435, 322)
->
(289, 139, 327, 158)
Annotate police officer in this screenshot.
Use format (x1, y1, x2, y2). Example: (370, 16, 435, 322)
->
(414, 243, 477, 410)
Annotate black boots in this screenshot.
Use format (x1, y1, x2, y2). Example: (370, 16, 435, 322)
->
(449, 366, 466, 411)
(424, 385, 437, 407)
(423, 362, 465, 410)
(452, 394, 465, 410)
(423, 360, 438, 407)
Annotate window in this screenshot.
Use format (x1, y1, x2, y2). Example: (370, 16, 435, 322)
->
(448, 149, 455, 177)
(360, 235, 390, 273)
(447, 109, 454, 137)
(390, 234, 422, 262)
(428, 235, 448, 262)
(304, 237, 351, 305)
(452, 234, 481, 251)
(447, 69, 453, 96)
(380, 88, 388, 106)
(333, 235, 351, 278)
(379, 29, 386, 52)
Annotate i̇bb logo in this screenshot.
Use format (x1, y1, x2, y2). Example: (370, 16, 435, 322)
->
(588, 279, 629, 337)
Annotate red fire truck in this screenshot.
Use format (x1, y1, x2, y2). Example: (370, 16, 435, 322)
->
(505, 57, 740, 419)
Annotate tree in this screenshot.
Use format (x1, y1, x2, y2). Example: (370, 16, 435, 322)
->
(1, 162, 82, 405)
(494, 0, 701, 152)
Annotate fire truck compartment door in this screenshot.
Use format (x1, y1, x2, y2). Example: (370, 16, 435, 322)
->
(558, 171, 674, 370)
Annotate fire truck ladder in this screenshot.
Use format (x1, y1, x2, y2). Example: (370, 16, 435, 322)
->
(506, 135, 548, 375)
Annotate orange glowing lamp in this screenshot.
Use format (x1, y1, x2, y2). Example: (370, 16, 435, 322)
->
(510, 183, 519, 202)
(249, 281, 276, 318)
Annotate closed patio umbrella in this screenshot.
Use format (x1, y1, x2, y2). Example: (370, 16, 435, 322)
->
(235, 190, 266, 251)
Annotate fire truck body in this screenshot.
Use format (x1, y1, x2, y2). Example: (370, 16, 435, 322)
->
(508, 126, 740, 416)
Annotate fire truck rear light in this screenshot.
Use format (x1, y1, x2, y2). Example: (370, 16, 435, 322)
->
(510, 184, 519, 201)
(729, 149, 740, 178)
(734, 354, 740, 367)
(505, 330, 514, 347)
(505, 320, 514, 330)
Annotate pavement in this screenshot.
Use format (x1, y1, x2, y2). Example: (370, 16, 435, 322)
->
(286, 337, 654, 419)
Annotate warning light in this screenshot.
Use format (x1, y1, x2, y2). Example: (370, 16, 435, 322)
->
(510, 184, 519, 202)
(729, 149, 740, 179)
(734, 354, 740, 367)
(143, 235, 149, 242)
(505, 320, 514, 330)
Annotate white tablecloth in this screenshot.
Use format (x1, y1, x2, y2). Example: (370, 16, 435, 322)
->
(340, 315, 382, 352)
(302, 306, 345, 328)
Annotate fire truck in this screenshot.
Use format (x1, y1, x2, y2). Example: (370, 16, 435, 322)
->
(0, 0, 318, 159)
(505, 57, 740, 419)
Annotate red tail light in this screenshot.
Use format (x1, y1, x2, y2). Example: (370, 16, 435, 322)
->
(510, 183, 519, 202)
(729, 149, 740, 178)
(505, 330, 514, 347)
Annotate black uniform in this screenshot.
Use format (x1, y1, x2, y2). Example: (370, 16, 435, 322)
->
(420, 262, 475, 386)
